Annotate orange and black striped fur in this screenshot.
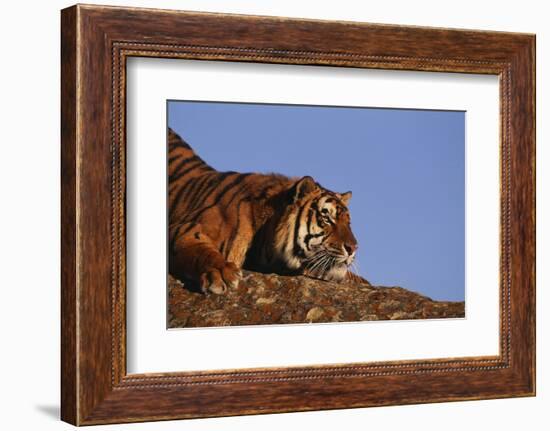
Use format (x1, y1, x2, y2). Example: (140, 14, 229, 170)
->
(168, 128, 359, 294)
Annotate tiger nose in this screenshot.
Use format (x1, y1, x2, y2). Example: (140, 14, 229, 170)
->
(343, 242, 358, 256)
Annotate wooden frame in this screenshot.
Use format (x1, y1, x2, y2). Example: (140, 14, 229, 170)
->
(61, 4, 535, 425)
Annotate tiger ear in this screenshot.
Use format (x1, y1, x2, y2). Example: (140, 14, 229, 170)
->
(339, 191, 352, 205)
(291, 176, 319, 202)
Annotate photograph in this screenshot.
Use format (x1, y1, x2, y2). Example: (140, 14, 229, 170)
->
(167, 101, 466, 328)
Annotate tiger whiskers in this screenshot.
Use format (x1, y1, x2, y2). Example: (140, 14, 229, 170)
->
(303, 248, 352, 281)
(319, 255, 336, 279)
(307, 254, 329, 275)
(304, 251, 332, 276)
(321, 255, 336, 278)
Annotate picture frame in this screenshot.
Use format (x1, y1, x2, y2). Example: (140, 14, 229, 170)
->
(60, 4, 535, 425)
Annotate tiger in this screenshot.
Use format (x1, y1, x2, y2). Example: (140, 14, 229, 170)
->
(168, 128, 360, 294)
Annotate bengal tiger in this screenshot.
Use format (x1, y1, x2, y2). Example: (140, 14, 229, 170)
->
(168, 128, 360, 294)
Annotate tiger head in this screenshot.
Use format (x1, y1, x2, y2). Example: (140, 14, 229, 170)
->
(274, 176, 358, 282)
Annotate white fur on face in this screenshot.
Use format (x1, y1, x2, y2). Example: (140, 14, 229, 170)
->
(274, 193, 353, 281)
(325, 264, 348, 281)
(318, 198, 337, 223)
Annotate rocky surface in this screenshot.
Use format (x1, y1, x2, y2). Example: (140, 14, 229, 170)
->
(168, 271, 465, 328)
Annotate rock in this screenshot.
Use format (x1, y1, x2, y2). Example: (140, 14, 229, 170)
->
(256, 297, 276, 305)
(168, 270, 465, 328)
(306, 307, 325, 322)
(389, 310, 414, 320)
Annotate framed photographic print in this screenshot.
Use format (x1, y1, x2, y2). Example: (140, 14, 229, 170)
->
(61, 4, 535, 425)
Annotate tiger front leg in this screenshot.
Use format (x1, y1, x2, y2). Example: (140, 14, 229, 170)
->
(169, 223, 242, 294)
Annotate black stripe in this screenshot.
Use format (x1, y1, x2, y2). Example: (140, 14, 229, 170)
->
(169, 222, 196, 253)
(304, 232, 325, 249)
(168, 176, 207, 216)
(168, 153, 183, 164)
(188, 173, 252, 219)
(252, 181, 279, 201)
(171, 140, 191, 150)
(168, 172, 235, 220)
(169, 158, 204, 182)
(168, 175, 193, 198)
(304, 208, 317, 250)
(179, 173, 212, 207)
(169, 155, 200, 179)
(315, 210, 324, 227)
(168, 134, 191, 150)
(222, 175, 275, 211)
(182, 173, 215, 212)
(169, 175, 203, 217)
(218, 175, 253, 210)
(306, 208, 314, 234)
(168, 187, 187, 221)
(307, 196, 322, 226)
(295, 195, 323, 256)
(305, 208, 313, 251)
(187, 171, 235, 214)
(171, 163, 210, 185)
(315, 197, 335, 226)
(292, 204, 306, 258)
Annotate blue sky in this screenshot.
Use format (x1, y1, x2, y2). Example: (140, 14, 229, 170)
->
(168, 101, 465, 301)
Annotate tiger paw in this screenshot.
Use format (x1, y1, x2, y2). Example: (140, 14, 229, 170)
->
(199, 262, 242, 295)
